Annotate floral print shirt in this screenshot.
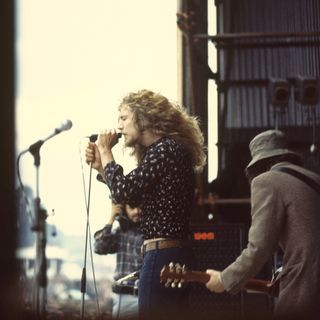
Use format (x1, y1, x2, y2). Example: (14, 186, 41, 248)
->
(104, 137, 195, 240)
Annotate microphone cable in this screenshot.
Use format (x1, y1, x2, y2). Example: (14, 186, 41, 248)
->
(16, 151, 40, 316)
(78, 139, 101, 319)
(16, 152, 36, 225)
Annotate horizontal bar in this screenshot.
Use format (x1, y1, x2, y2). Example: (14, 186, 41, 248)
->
(214, 198, 251, 205)
(216, 40, 320, 49)
(194, 31, 320, 42)
(213, 77, 319, 87)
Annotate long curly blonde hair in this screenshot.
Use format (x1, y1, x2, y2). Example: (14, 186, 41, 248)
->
(119, 89, 207, 172)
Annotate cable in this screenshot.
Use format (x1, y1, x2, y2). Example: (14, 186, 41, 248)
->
(17, 148, 48, 318)
(16, 151, 39, 315)
(78, 139, 101, 319)
(80, 160, 101, 318)
(17, 151, 42, 317)
(16, 152, 35, 225)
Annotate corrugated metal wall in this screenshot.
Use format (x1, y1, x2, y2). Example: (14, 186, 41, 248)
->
(180, 0, 320, 185)
(215, 0, 320, 133)
(210, 0, 320, 150)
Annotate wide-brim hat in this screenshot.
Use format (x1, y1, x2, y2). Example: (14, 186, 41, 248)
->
(246, 129, 301, 169)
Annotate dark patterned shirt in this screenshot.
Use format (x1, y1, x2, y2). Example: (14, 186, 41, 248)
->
(104, 137, 195, 240)
(94, 222, 143, 281)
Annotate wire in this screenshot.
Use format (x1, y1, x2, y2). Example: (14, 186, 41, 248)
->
(78, 139, 101, 318)
(16, 149, 47, 318)
(16, 152, 35, 225)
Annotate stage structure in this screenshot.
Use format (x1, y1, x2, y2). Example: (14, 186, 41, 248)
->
(178, 0, 320, 316)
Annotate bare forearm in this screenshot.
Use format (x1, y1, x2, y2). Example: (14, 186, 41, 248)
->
(107, 216, 116, 225)
(100, 150, 115, 169)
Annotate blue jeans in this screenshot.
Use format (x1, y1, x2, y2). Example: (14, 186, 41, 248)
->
(112, 293, 139, 319)
(138, 245, 196, 320)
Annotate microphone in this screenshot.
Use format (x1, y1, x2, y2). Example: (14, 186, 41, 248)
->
(19, 119, 73, 157)
(55, 119, 73, 133)
(88, 132, 122, 142)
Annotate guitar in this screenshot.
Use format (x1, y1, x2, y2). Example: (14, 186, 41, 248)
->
(160, 262, 279, 298)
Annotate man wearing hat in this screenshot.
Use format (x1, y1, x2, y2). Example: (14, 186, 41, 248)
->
(205, 129, 320, 319)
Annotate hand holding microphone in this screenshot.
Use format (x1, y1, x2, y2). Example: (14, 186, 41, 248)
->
(88, 132, 122, 142)
(85, 142, 103, 172)
(85, 129, 121, 172)
(95, 129, 121, 152)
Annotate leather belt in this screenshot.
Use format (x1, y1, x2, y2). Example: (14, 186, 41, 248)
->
(141, 239, 190, 257)
(112, 283, 138, 296)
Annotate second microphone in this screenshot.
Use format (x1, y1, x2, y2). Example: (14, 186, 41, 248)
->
(89, 132, 122, 142)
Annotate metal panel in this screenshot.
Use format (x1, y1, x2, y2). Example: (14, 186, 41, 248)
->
(213, 0, 320, 133)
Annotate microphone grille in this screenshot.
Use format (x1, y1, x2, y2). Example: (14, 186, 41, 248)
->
(62, 119, 73, 131)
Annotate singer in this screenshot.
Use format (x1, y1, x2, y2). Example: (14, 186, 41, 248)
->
(85, 89, 206, 320)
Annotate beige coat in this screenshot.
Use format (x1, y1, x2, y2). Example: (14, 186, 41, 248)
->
(221, 162, 320, 318)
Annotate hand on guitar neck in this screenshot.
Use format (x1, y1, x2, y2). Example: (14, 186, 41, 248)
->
(160, 262, 279, 298)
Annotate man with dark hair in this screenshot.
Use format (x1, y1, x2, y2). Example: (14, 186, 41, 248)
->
(205, 129, 320, 319)
(94, 202, 143, 319)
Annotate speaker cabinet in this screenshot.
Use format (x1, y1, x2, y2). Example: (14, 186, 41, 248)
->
(189, 224, 273, 320)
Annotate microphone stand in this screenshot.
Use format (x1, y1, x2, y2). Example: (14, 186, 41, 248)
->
(19, 127, 71, 319)
(28, 140, 48, 320)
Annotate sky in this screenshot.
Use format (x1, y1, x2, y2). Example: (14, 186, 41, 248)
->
(16, 0, 181, 237)
(15, 1, 219, 285)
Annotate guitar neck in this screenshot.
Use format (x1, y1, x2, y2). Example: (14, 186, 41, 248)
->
(187, 270, 211, 284)
(160, 264, 279, 298)
(188, 271, 274, 295)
